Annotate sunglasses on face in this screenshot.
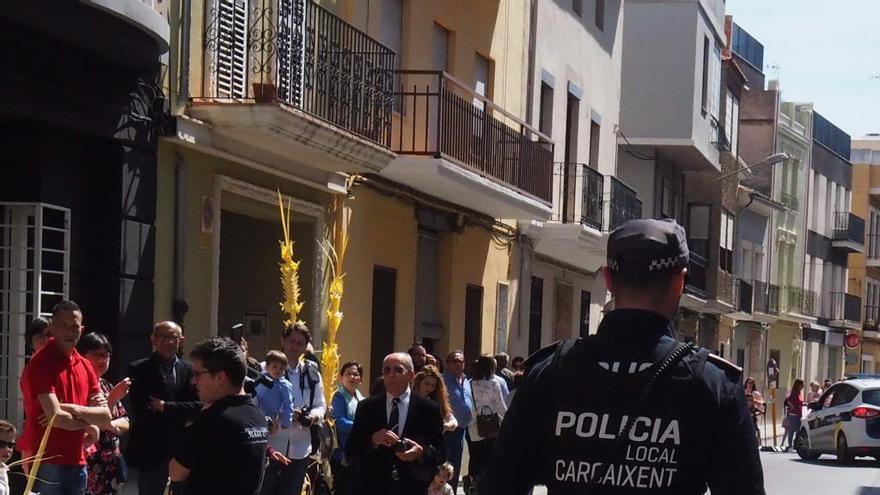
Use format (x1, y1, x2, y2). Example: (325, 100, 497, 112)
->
(0, 440, 15, 449)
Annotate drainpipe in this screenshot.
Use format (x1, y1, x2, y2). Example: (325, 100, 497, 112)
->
(524, 0, 538, 126)
(172, 152, 189, 324)
(517, 234, 528, 346)
(179, 0, 192, 106)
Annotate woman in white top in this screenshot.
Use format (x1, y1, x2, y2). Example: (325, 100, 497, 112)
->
(467, 355, 507, 488)
(413, 365, 459, 432)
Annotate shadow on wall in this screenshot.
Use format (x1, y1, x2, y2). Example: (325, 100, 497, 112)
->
(551, 0, 621, 56)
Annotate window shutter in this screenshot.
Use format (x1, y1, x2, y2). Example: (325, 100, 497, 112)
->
(215, 0, 249, 98)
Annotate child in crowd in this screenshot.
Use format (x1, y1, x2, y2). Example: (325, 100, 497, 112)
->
(427, 462, 455, 495)
(0, 420, 16, 495)
(257, 350, 295, 430)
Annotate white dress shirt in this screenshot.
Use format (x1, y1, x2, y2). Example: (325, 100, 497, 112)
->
(385, 386, 412, 437)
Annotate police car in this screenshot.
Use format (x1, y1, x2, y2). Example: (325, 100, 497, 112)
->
(795, 378, 880, 462)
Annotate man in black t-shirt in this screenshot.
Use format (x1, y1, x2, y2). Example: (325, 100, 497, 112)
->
(169, 338, 268, 495)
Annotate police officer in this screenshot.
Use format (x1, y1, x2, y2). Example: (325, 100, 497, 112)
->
(481, 219, 764, 494)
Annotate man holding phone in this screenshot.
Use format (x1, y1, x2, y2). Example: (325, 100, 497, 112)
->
(346, 353, 445, 495)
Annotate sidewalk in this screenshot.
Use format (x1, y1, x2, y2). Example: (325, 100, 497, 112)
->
(757, 421, 789, 447)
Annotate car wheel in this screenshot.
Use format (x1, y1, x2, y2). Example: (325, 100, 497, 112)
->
(795, 428, 819, 460)
(837, 432, 853, 464)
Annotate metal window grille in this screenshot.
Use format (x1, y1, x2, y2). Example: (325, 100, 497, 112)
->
(0, 203, 70, 428)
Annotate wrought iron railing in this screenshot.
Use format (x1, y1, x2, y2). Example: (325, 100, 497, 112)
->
(686, 252, 708, 297)
(780, 192, 799, 211)
(768, 284, 780, 315)
(833, 211, 866, 246)
(830, 292, 862, 322)
(581, 165, 604, 229)
(393, 71, 554, 203)
(712, 117, 731, 152)
(717, 270, 736, 306)
(551, 163, 603, 228)
(782, 286, 816, 317)
(201, 0, 396, 146)
(753, 281, 780, 316)
(607, 176, 642, 231)
(868, 234, 880, 260)
(736, 278, 753, 314)
(865, 304, 880, 324)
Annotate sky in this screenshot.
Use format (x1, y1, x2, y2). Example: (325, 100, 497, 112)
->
(726, 0, 880, 139)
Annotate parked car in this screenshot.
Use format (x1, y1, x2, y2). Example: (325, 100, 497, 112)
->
(796, 378, 880, 463)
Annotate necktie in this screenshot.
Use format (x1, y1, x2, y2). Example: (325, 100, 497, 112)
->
(388, 397, 400, 434)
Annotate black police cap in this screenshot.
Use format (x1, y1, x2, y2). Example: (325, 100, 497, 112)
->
(606, 218, 689, 273)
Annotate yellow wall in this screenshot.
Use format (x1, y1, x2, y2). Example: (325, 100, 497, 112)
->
(438, 223, 514, 355)
(849, 164, 869, 296)
(341, 184, 418, 382)
(353, 0, 528, 117)
(153, 142, 330, 345)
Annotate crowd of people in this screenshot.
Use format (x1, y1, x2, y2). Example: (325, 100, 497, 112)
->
(1, 299, 528, 495)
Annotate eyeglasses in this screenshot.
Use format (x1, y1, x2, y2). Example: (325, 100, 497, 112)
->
(0, 440, 15, 449)
(382, 365, 407, 375)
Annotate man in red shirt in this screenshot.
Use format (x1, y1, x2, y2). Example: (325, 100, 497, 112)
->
(20, 300, 112, 495)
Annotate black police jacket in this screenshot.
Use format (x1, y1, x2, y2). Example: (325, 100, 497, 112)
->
(481, 309, 765, 495)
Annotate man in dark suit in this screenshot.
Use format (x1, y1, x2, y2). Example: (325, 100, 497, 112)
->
(346, 352, 445, 495)
(124, 321, 201, 495)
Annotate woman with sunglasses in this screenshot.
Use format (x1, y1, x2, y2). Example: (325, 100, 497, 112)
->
(77, 332, 131, 495)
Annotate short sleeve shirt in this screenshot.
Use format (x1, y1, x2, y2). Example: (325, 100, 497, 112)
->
(174, 395, 268, 495)
(20, 338, 100, 465)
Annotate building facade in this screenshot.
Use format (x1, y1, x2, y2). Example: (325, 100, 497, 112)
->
(0, 1, 170, 429)
(802, 112, 863, 383)
(516, 0, 635, 355)
(617, 0, 730, 346)
(850, 135, 880, 374)
(157, 0, 549, 382)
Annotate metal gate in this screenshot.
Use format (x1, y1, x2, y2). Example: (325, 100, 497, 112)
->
(0, 203, 70, 428)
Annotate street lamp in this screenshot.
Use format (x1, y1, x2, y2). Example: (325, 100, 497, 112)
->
(690, 152, 789, 193)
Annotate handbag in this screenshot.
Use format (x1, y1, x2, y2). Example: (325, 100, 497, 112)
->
(471, 383, 502, 438)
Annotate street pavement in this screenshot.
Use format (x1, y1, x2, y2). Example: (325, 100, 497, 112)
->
(760, 450, 880, 494)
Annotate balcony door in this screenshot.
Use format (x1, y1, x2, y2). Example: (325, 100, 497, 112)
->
(562, 92, 579, 223)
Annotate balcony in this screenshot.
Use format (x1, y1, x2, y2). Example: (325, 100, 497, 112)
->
(383, 70, 553, 220)
(780, 192, 799, 211)
(865, 304, 880, 325)
(729, 278, 753, 319)
(557, 164, 605, 230)
(780, 286, 817, 322)
(190, 0, 397, 175)
(752, 281, 780, 318)
(711, 118, 731, 153)
(683, 252, 709, 306)
(867, 234, 880, 268)
(829, 292, 862, 329)
(83, 0, 170, 51)
(832, 211, 865, 253)
(607, 177, 643, 231)
(524, 165, 642, 272)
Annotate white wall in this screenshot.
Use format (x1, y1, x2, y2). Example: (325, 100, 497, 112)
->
(619, 0, 724, 169)
(532, 0, 625, 219)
